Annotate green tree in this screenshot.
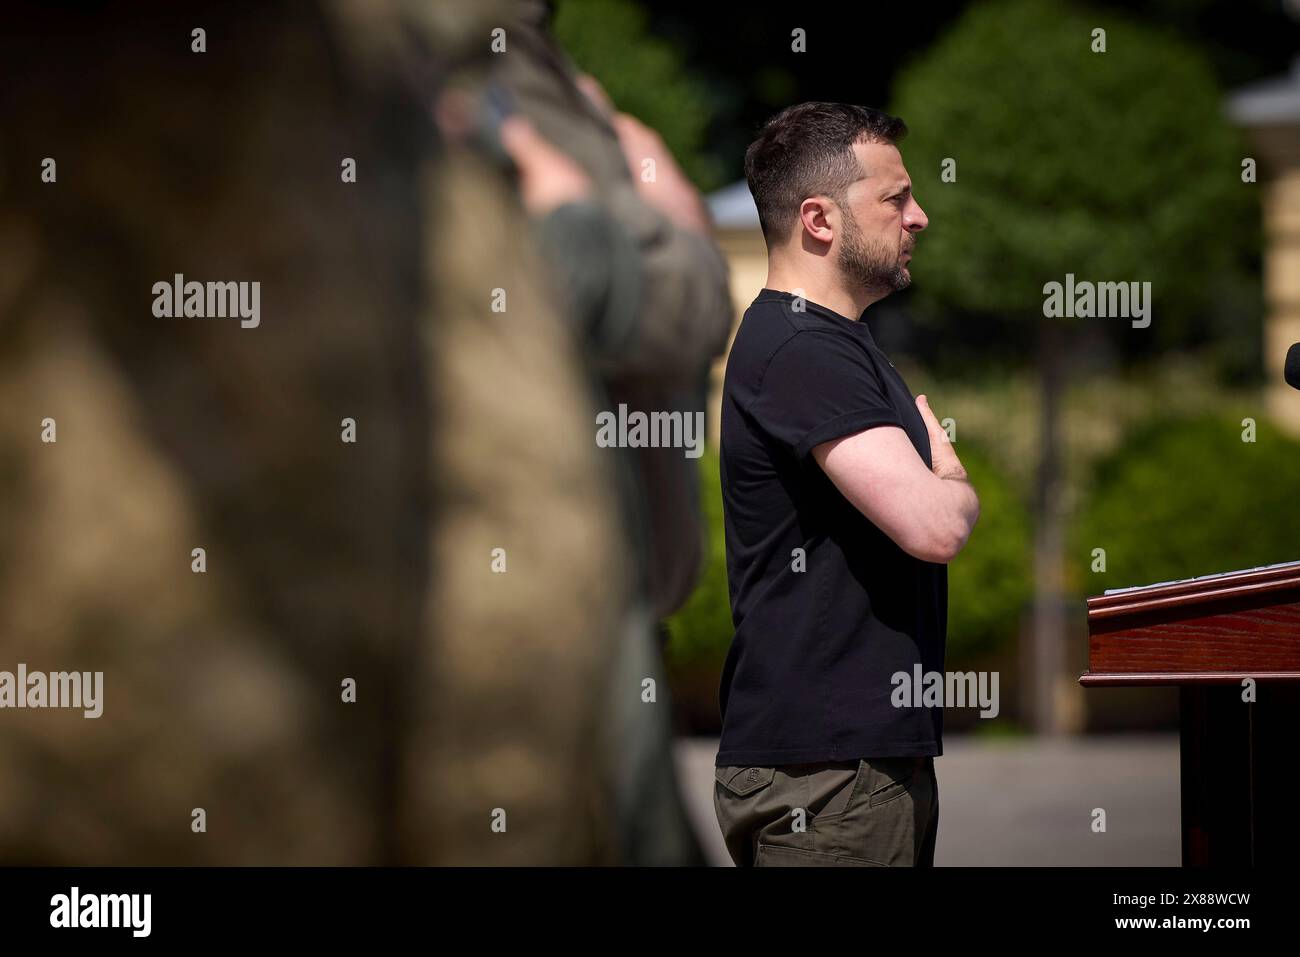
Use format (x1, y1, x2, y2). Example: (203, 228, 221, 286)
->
(891, 0, 1254, 730)
(1071, 416, 1300, 593)
(552, 0, 721, 189)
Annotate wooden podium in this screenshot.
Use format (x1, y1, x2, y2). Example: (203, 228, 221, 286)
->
(1082, 560, 1300, 866)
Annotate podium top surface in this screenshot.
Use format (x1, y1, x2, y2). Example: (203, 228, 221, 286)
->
(1101, 560, 1300, 596)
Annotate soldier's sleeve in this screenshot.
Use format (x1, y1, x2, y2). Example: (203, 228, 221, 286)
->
(535, 200, 642, 359)
(595, 184, 733, 385)
(493, 11, 733, 385)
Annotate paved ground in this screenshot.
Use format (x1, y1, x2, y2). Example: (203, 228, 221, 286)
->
(674, 734, 1181, 866)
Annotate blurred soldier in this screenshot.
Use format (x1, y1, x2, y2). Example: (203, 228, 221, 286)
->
(490, 0, 734, 864)
(0, 0, 629, 864)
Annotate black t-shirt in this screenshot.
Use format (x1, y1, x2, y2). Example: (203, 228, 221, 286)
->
(717, 289, 947, 766)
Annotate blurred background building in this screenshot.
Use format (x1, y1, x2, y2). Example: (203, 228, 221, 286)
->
(1230, 54, 1300, 437)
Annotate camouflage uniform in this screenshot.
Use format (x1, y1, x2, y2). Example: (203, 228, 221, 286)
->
(0, 1, 628, 864)
(493, 0, 735, 865)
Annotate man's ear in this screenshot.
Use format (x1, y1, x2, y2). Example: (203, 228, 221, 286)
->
(798, 196, 835, 245)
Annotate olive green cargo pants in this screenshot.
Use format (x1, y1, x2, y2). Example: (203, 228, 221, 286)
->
(714, 756, 938, 866)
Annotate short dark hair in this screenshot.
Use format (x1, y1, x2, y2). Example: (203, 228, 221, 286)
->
(744, 102, 907, 241)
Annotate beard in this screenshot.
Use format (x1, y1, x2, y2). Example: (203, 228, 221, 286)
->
(837, 207, 912, 295)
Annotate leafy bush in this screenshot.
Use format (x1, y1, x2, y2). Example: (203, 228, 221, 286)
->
(664, 447, 731, 673)
(1070, 415, 1300, 593)
(946, 443, 1033, 659)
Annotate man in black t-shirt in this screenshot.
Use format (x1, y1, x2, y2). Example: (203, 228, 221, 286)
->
(714, 103, 981, 867)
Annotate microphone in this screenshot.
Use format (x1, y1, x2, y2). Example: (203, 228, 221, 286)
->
(1288, 343, 1300, 391)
